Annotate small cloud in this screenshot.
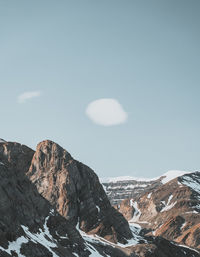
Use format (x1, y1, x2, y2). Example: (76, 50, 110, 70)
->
(17, 91, 41, 103)
(86, 98, 128, 126)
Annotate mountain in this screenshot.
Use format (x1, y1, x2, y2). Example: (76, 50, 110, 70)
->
(26, 140, 132, 244)
(115, 171, 200, 251)
(100, 171, 192, 205)
(0, 140, 199, 257)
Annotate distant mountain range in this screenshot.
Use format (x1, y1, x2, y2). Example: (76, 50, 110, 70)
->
(0, 139, 199, 257)
(102, 170, 200, 251)
(100, 170, 193, 205)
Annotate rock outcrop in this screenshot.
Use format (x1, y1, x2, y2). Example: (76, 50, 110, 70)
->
(0, 142, 89, 256)
(26, 140, 133, 244)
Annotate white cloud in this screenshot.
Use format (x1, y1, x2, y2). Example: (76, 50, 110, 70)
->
(17, 91, 41, 103)
(86, 98, 128, 126)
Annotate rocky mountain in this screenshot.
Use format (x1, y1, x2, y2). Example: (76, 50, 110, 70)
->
(26, 140, 132, 244)
(100, 171, 191, 205)
(101, 177, 162, 205)
(0, 139, 199, 257)
(116, 171, 200, 251)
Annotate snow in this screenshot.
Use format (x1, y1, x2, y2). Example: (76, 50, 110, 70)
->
(100, 182, 108, 193)
(160, 195, 176, 212)
(171, 241, 200, 255)
(181, 174, 200, 194)
(161, 170, 192, 184)
(129, 201, 141, 222)
(96, 205, 100, 213)
(147, 192, 152, 199)
(107, 184, 148, 190)
(0, 139, 6, 143)
(0, 236, 28, 257)
(76, 222, 143, 255)
(161, 201, 177, 212)
(100, 176, 154, 183)
(0, 210, 60, 257)
(167, 195, 173, 204)
(180, 221, 187, 231)
(100, 170, 192, 185)
(185, 211, 199, 214)
(22, 217, 59, 257)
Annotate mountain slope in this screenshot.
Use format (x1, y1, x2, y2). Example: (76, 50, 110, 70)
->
(101, 170, 191, 205)
(117, 172, 200, 250)
(26, 140, 132, 244)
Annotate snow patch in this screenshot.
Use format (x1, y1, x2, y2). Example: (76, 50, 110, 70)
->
(101, 170, 192, 185)
(129, 201, 141, 222)
(100, 176, 154, 183)
(161, 170, 192, 184)
(0, 236, 28, 257)
(160, 195, 176, 212)
(161, 201, 177, 212)
(147, 192, 152, 199)
(21, 212, 59, 257)
(181, 174, 200, 195)
(96, 205, 100, 213)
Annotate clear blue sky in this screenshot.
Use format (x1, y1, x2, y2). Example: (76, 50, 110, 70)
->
(1, 0, 200, 178)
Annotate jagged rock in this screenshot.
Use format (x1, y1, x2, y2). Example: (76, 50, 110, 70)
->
(0, 142, 89, 257)
(27, 140, 133, 244)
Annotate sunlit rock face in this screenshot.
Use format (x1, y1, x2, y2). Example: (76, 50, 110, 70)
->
(26, 140, 133, 244)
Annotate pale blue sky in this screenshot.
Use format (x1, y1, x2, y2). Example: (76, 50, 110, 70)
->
(1, 0, 200, 178)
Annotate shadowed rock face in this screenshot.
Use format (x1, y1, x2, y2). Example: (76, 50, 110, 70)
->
(0, 142, 89, 256)
(27, 140, 133, 244)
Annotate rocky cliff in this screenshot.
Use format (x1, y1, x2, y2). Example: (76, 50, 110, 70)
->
(26, 140, 132, 244)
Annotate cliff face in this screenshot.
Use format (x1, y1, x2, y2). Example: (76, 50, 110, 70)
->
(26, 140, 132, 244)
(0, 142, 89, 257)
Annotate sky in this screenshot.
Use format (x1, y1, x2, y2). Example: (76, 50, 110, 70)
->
(0, 0, 200, 178)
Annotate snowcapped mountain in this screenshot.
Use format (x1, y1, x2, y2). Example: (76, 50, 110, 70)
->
(100, 170, 192, 205)
(116, 171, 200, 251)
(0, 140, 199, 257)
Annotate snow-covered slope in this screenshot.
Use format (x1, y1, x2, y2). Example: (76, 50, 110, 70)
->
(160, 170, 192, 184)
